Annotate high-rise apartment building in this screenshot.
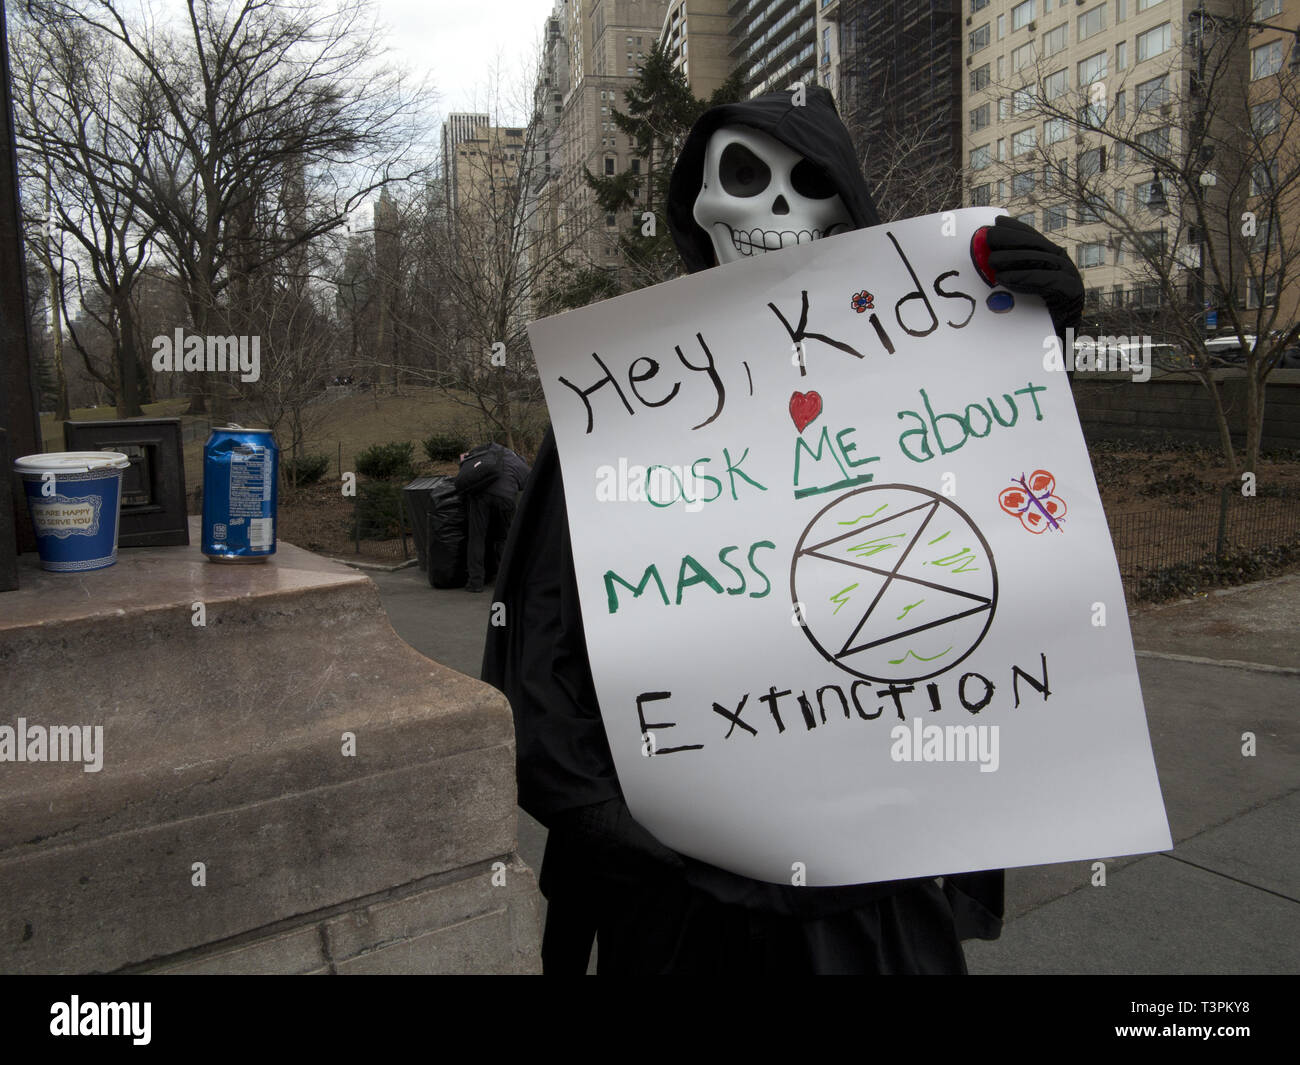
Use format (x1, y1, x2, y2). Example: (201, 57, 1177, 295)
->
(528, 3, 573, 270)
(1244, 0, 1300, 324)
(729, 0, 818, 98)
(553, 0, 672, 271)
(537, 5, 573, 156)
(442, 113, 490, 214)
(662, 0, 734, 99)
(961, 0, 1299, 330)
(963, 0, 1182, 319)
(815, 0, 844, 99)
(446, 124, 527, 221)
(836, 0, 964, 213)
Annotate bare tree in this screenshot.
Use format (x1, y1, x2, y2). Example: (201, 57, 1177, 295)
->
(982, 6, 1300, 476)
(239, 260, 336, 482)
(857, 110, 966, 222)
(35, 188, 71, 420)
(420, 126, 552, 452)
(12, 9, 161, 416)
(332, 222, 381, 379)
(373, 66, 591, 452)
(22, 0, 430, 420)
(130, 266, 192, 401)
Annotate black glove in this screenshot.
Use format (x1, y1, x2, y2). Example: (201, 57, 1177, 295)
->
(550, 797, 685, 870)
(984, 215, 1084, 340)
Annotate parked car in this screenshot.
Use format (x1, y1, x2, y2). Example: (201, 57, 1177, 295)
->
(1133, 342, 1187, 371)
(1202, 334, 1256, 364)
(1069, 337, 1184, 371)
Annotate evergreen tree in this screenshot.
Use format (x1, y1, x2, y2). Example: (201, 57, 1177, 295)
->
(537, 266, 622, 315)
(584, 43, 745, 289)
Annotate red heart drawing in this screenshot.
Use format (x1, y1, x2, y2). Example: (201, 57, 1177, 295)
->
(789, 391, 822, 433)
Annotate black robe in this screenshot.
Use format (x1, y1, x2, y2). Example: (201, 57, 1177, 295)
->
(481, 86, 1016, 974)
(482, 429, 1004, 974)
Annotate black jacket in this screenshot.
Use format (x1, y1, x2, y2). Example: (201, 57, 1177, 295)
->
(476, 442, 531, 499)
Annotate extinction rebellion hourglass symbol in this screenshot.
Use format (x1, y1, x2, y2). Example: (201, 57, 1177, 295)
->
(790, 485, 998, 684)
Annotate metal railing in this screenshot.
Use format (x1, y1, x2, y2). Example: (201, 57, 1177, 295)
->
(1108, 489, 1300, 596)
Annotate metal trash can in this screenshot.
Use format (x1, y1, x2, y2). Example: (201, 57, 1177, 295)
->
(402, 476, 441, 572)
(404, 475, 469, 589)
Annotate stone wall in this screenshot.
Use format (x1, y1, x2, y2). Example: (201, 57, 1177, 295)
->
(1071, 368, 1300, 451)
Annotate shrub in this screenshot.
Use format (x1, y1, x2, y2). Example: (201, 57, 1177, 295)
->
(1255, 481, 1300, 499)
(283, 452, 330, 487)
(350, 480, 406, 540)
(1132, 541, 1300, 601)
(510, 425, 545, 462)
(355, 441, 416, 481)
(423, 431, 467, 463)
(1139, 473, 1208, 498)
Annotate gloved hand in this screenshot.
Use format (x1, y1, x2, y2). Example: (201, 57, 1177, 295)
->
(982, 215, 1084, 340)
(551, 797, 685, 870)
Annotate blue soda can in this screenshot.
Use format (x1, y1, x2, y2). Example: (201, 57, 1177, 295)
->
(202, 425, 278, 563)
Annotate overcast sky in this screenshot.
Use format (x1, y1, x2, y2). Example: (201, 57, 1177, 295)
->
(378, 0, 555, 130)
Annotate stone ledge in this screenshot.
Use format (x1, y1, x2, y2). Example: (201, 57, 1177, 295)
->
(0, 520, 367, 629)
(0, 521, 539, 973)
(0, 526, 512, 844)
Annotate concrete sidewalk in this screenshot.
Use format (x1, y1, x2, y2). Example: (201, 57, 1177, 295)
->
(962, 578, 1299, 974)
(1128, 574, 1300, 673)
(361, 559, 1299, 974)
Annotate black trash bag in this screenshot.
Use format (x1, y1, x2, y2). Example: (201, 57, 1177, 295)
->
(426, 478, 469, 589)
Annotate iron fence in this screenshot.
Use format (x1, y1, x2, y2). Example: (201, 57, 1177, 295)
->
(350, 487, 411, 561)
(1108, 491, 1300, 594)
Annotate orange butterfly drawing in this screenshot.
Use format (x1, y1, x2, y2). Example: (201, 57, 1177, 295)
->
(998, 469, 1066, 534)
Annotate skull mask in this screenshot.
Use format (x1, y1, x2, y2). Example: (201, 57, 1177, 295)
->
(693, 125, 853, 266)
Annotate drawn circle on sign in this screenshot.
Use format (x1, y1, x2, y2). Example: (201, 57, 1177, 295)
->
(790, 484, 998, 683)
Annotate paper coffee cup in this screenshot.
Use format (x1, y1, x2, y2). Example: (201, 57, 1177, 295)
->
(14, 452, 130, 572)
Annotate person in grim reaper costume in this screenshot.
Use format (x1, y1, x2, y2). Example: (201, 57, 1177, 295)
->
(482, 86, 1084, 974)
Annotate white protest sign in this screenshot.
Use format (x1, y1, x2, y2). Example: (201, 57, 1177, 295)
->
(527, 207, 1171, 886)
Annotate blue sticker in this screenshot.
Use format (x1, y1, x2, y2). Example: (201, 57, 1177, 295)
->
(986, 290, 1015, 313)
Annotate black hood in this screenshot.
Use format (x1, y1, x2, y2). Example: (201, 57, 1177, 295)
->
(667, 85, 881, 274)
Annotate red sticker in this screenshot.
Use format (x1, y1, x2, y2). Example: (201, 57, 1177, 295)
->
(971, 225, 998, 287)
